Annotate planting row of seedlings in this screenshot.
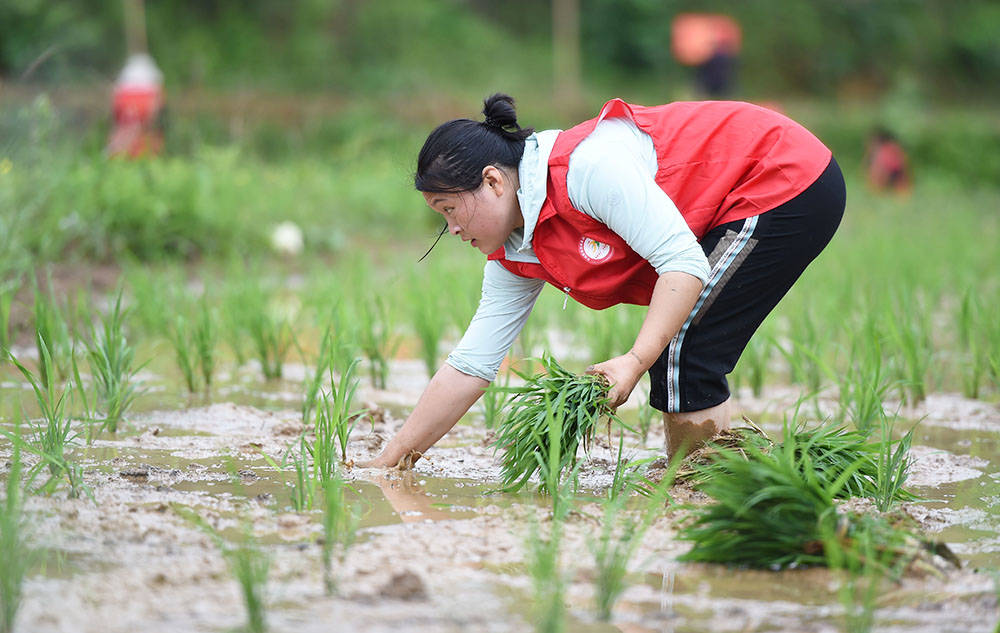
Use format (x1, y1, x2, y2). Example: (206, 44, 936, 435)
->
(487, 355, 966, 632)
(1, 259, 998, 434)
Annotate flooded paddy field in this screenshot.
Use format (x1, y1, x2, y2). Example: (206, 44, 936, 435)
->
(2, 357, 998, 633)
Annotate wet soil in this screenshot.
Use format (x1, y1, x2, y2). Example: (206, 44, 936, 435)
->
(1, 361, 999, 633)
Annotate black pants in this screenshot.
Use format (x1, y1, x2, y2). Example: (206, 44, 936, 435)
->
(649, 157, 846, 412)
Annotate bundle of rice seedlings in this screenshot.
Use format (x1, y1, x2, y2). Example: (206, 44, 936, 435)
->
(681, 420, 916, 505)
(491, 354, 626, 494)
(678, 433, 927, 570)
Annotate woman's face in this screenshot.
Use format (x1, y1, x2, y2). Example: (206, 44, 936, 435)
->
(422, 166, 521, 255)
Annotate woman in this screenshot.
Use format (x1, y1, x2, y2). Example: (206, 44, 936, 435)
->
(368, 93, 845, 468)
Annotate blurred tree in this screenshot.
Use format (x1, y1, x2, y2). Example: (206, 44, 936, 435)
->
(553, 0, 582, 105)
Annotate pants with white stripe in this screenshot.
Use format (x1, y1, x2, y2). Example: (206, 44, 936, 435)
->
(649, 157, 846, 412)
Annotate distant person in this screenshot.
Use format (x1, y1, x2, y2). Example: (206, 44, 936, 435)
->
(671, 13, 742, 99)
(865, 127, 911, 193)
(365, 94, 845, 469)
(695, 40, 737, 98)
(107, 53, 164, 158)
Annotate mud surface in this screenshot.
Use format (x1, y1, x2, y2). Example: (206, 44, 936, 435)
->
(1, 363, 999, 633)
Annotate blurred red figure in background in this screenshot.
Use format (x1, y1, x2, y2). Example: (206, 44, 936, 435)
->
(107, 53, 164, 158)
(671, 13, 742, 98)
(866, 127, 911, 193)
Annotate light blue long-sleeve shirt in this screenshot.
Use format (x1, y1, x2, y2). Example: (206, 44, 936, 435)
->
(446, 117, 711, 381)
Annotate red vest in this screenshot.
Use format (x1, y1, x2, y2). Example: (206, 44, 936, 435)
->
(489, 99, 832, 310)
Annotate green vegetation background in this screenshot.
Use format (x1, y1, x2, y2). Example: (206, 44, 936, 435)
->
(2, 0, 999, 269)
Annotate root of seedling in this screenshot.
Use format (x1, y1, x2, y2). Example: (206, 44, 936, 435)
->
(674, 418, 771, 483)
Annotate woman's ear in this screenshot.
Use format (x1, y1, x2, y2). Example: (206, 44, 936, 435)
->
(481, 165, 505, 197)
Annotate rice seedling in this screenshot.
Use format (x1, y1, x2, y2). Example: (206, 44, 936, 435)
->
(166, 313, 199, 393)
(358, 297, 399, 389)
(288, 436, 318, 512)
(781, 306, 827, 392)
(319, 468, 360, 596)
(838, 319, 896, 434)
(589, 495, 646, 622)
(492, 353, 625, 495)
(193, 298, 218, 390)
(226, 531, 270, 633)
(985, 295, 1000, 393)
(6, 338, 74, 487)
(0, 278, 17, 353)
(301, 325, 334, 426)
(884, 290, 933, 405)
(85, 291, 142, 433)
(678, 429, 920, 569)
(31, 277, 73, 386)
(955, 288, 988, 399)
(732, 329, 774, 398)
(479, 367, 510, 429)
(245, 304, 291, 381)
(311, 358, 362, 475)
(2, 377, 89, 500)
(821, 514, 899, 633)
(1, 425, 38, 633)
(175, 507, 270, 633)
(635, 392, 656, 446)
(527, 518, 566, 633)
(678, 420, 916, 505)
(677, 436, 847, 567)
(409, 281, 444, 378)
(873, 412, 914, 513)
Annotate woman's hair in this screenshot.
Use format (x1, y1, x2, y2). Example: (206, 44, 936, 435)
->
(415, 93, 534, 193)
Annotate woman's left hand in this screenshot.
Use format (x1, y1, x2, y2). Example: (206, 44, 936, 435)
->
(586, 353, 645, 409)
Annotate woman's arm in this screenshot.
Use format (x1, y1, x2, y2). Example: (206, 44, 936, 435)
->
(367, 364, 488, 467)
(587, 270, 702, 407)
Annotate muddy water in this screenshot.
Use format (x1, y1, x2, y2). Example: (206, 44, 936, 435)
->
(1, 362, 998, 633)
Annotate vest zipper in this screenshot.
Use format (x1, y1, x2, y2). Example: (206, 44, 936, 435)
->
(562, 286, 571, 310)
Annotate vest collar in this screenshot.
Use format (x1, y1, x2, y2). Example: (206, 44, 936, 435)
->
(505, 129, 560, 259)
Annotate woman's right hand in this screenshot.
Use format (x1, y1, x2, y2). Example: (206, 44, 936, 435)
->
(355, 364, 488, 469)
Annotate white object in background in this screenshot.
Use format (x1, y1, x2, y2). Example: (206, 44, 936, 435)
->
(271, 221, 304, 256)
(117, 53, 163, 88)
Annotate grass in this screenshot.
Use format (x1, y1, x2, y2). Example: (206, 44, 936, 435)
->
(85, 291, 142, 433)
(492, 354, 623, 495)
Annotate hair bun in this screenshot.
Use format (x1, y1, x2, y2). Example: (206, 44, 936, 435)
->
(482, 93, 519, 131)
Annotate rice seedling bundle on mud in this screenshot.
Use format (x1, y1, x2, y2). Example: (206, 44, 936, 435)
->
(677, 423, 954, 574)
(491, 354, 628, 493)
